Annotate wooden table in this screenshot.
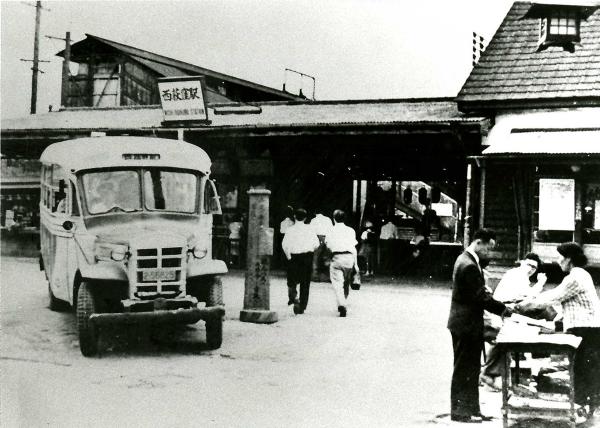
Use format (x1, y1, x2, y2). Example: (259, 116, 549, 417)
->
(496, 331, 582, 428)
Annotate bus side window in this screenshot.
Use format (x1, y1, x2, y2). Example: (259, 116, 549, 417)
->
(204, 179, 222, 215)
(54, 179, 67, 213)
(71, 182, 80, 216)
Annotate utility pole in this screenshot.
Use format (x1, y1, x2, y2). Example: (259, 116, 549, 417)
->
(30, 1, 42, 114)
(20, 1, 50, 114)
(47, 32, 71, 107)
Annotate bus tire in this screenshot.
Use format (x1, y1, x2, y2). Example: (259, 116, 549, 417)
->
(77, 282, 99, 356)
(205, 318, 223, 349)
(206, 275, 224, 307)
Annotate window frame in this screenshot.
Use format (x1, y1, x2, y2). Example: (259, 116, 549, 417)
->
(539, 7, 581, 49)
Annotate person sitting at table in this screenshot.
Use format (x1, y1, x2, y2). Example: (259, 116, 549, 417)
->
(480, 253, 549, 389)
(517, 242, 600, 421)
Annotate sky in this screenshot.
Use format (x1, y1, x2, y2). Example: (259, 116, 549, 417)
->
(0, 0, 514, 119)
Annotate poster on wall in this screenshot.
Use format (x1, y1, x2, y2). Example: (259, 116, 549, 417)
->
(539, 178, 575, 231)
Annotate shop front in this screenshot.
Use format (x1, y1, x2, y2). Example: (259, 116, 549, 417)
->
(475, 108, 600, 280)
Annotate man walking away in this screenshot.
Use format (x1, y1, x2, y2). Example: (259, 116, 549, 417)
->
(325, 209, 358, 317)
(447, 228, 512, 423)
(310, 209, 334, 281)
(282, 209, 320, 315)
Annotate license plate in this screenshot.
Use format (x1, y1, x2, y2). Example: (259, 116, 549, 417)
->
(142, 269, 176, 282)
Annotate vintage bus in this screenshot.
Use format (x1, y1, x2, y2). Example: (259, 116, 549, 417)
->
(39, 136, 227, 356)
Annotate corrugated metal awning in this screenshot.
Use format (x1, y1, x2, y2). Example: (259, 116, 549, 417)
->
(483, 129, 600, 155)
(481, 108, 600, 157)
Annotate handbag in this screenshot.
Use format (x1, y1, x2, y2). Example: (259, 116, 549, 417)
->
(351, 266, 361, 290)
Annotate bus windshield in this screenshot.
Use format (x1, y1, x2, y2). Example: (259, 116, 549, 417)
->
(82, 168, 198, 215)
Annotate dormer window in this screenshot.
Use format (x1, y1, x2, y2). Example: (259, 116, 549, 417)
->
(539, 7, 581, 51)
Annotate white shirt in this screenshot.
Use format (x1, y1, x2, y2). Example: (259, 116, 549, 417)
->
(379, 222, 398, 240)
(310, 214, 333, 236)
(493, 265, 544, 303)
(228, 221, 242, 240)
(325, 223, 357, 255)
(280, 217, 294, 235)
(281, 222, 320, 260)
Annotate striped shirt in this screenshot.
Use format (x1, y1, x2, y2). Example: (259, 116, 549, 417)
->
(536, 267, 600, 331)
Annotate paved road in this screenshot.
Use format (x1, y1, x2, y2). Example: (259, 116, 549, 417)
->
(1, 257, 596, 427)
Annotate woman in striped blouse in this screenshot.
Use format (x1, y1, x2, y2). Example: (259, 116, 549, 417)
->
(518, 242, 600, 417)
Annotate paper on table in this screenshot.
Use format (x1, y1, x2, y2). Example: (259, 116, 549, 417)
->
(510, 313, 555, 331)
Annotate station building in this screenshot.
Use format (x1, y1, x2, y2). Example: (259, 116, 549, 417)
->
(2, 34, 489, 277)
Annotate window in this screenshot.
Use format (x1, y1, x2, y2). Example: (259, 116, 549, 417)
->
(83, 170, 141, 214)
(548, 10, 579, 36)
(539, 8, 580, 50)
(144, 170, 197, 213)
(204, 179, 222, 215)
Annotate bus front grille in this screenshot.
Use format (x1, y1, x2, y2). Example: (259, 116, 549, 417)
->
(131, 247, 186, 299)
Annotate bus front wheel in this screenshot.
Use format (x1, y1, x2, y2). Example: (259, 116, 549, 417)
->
(76, 282, 99, 356)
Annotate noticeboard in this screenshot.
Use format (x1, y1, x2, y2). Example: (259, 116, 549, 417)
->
(157, 76, 210, 124)
(539, 178, 575, 231)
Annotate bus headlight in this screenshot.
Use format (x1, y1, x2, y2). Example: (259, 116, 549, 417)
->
(192, 244, 208, 259)
(94, 241, 129, 262)
(111, 246, 128, 261)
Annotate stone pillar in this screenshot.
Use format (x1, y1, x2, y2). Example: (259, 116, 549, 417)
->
(240, 188, 278, 324)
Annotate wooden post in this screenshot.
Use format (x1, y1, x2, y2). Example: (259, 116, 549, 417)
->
(60, 32, 71, 108)
(30, 1, 42, 114)
(240, 188, 278, 324)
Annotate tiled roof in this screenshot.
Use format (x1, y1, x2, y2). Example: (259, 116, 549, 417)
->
(1, 99, 485, 133)
(458, 1, 600, 106)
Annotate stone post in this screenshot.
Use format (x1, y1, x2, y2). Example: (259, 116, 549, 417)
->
(240, 188, 278, 324)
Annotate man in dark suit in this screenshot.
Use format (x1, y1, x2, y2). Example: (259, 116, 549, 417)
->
(447, 228, 512, 423)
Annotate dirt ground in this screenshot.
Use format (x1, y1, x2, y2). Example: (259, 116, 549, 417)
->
(1, 257, 598, 428)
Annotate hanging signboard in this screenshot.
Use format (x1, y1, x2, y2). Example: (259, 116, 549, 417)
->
(157, 76, 210, 125)
(539, 178, 575, 231)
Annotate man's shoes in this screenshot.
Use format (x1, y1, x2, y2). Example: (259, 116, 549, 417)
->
(288, 298, 299, 306)
(338, 306, 347, 317)
(450, 414, 482, 423)
(475, 413, 494, 421)
(293, 303, 304, 315)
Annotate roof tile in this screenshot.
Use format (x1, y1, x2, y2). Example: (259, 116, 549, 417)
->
(458, 1, 600, 105)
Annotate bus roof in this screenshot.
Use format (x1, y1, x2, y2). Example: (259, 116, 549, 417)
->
(40, 136, 212, 174)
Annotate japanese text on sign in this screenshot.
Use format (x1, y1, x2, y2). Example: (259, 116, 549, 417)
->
(158, 78, 208, 122)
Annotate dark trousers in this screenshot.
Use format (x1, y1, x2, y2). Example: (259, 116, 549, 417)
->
(568, 327, 600, 407)
(312, 236, 327, 279)
(287, 252, 313, 310)
(451, 332, 483, 418)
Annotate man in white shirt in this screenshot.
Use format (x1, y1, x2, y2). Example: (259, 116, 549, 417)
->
(310, 210, 334, 281)
(481, 252, 547, 388)
(325, 209, 358, 317)
(282, 208, 320, 315)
